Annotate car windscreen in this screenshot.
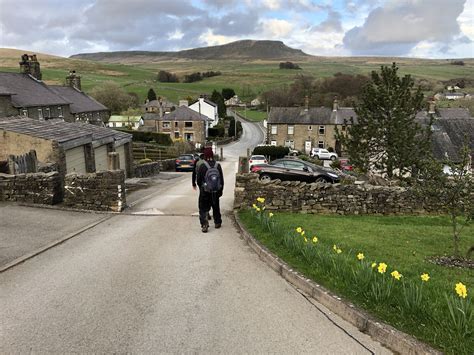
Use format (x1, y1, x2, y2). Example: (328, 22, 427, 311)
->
(179, 155, 194, 160)
(251, 155, 266, 160)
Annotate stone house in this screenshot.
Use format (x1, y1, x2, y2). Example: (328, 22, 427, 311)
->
(189, 97, 219, 127)
(0, 116, 133, 177)
(107, 115, 144, 130)
(144, 98, 175, 114)
(267, 100, 355, 155)
(0, 55, 109, 125)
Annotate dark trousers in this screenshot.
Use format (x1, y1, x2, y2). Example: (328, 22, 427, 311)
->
(199, 189, 222, 226)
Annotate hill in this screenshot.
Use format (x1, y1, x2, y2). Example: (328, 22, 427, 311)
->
(70, 40, 311, 63)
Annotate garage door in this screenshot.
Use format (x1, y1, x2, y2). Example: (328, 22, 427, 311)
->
(65, 146, 86, 174)
(116, 145, 127, 177)
(94, 145, 108, 172)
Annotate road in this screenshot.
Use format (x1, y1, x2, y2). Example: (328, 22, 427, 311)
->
(0, 120, 390, 353)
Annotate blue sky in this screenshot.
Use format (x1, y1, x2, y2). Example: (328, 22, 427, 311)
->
(0, 0, 472, 58)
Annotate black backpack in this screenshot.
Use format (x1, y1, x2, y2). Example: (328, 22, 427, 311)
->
(202, 161, 222, 193)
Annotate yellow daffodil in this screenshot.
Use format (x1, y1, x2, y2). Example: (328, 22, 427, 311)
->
(252, 204, 257, 209)
(391, 270, 402, 280)
(377, 262, 387, 274)
(312, 236, 318, 244)
(269, 212, 274, 218)
(301, 230, 305, 236)
(371, 262, 377, 268)
(255, 207, 261, 212)
(336, 248, 342, 254)
(304, 237, 308, 243)
(357, 253, 365, 261)
(262, 206, 266, 211)
(256, 197, 265, 203)
(455, 282, 468, 299)
(333, 244, 337, 251)
(296, 227, 303, 233)
(420, 273, 430, 282)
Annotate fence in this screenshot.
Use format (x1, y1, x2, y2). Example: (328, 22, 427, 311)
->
(7, 150, 38, 174)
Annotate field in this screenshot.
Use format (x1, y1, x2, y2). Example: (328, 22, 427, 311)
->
(1, 48, 473, 105)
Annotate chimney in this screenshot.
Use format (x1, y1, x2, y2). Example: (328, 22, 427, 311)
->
(159, 97, 163, 118)
(333, 97, 339, 111)
(428, 100, 436, 114)
(19, 54, 42, 80)
(179, 100, 188, 107)
(304, 95, 309, 111)
(66, 70, 81, 90)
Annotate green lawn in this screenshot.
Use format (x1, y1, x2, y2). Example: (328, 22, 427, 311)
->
(239, 210, 473, 354)
(234, 108, 267, 122)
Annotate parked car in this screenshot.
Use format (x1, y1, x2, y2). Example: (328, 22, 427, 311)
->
(339, 158, 354, 172)
(251, 158, 340, 183)
(311, 148, 338, 161)
(249, 155, 268, 169)
(175, 154, 195, 172)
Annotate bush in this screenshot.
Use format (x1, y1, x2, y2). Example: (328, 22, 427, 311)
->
(183, 72, 202, 83)
(279, 61, 301, 70)
(138, 158, 153, 164)
(157, 70, 179, 83)
(252, 145, 289, 160)
(208, 124, 226, 138)
(116, 129, 173, 145)
(202, 71, 221, 78)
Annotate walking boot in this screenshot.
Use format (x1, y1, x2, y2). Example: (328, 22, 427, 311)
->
(202, 224, 209, 233)
(214, 223, 221, 229)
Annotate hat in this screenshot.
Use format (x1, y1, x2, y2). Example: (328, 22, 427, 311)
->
(203, 147, 214, 159)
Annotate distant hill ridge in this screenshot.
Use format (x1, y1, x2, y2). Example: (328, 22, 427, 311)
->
(70, 40, 311, 62)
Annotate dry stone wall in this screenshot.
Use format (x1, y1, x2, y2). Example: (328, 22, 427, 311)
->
(134, 162, 160, 177)
(0, 171, 62, 204)
(64, 170, 126, 212)
(234, 174, 436, 215)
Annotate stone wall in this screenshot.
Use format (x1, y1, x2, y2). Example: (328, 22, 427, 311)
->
(234, 174, 432, 215)
(63, 170, 126, 212)
(159, 159, 176, 171)
(0, 171, 62, 204)
(134, 161, 160, 177)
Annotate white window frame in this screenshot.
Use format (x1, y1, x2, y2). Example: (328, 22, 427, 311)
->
(318, 140, 325, 148)
(174, 131, 180, 139)
(38, 108, 43, 120)
(287, 125, 294, 135)
(163, 121, 171, 129)
(22, 109, 28, 117)
(44, 107, 50, 118)
(270, 140, 277, 146)
(58, 106, 63, 118)
(308, 125, 312, 131)
(185, 121, 193, 128)
(271, 125, 277, 134)
(284, 140, 295, 149)
(319, 125, 325, 134)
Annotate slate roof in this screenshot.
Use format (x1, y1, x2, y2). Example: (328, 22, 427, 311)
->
(144, 106, 210, 121)
(269, 107, 336, 124)
(416, 108, 472, 120)
(429, 118, 474, 161)
(50, 86, 108, 114)
(145, 99, 176, 109)
(0, 72, 70, 107)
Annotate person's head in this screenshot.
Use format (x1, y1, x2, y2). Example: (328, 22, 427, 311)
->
(203, 147, 214, 161)
(199, 153, 204, 160)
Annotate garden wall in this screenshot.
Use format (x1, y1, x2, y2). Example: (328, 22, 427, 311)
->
(234, 174, 434, 215)
(63, 170, 126, 212)
(159, 159, 176, 171)
(134, 162, 160, 177)
(0, 171, 62, 204)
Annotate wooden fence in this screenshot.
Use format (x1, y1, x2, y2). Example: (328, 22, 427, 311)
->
(7, 150, 38, 174)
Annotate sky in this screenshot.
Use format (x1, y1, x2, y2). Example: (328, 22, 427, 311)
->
(0, 0, 473, 58)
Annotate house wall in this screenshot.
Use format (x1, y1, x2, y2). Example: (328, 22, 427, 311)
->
(0, 96, 19, 117)
(160, 120, 206, 144)
(189, 100, 217, 126)
(74, 111, 109, 125)
(268, 124, 343, 151)
(0, 130, 56, 162)
(19, 104, 72, 121)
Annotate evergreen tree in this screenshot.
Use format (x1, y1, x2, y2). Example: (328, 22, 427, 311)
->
(147, 88, 157, 102)
(221, 88, 236, 100)
(211, 90, 226, 118)
(336, 63, 430, 179)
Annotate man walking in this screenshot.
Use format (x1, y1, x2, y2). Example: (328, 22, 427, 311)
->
(195, 147, 224, 233)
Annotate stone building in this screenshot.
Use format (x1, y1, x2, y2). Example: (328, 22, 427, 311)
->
(267, 99, 355, 155)
(0, 55, 109, 125)
(0, 116, 133, 177)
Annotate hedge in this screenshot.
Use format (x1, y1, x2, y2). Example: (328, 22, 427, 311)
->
(252, 145, 289, 160)
(116, 129, 172, 145)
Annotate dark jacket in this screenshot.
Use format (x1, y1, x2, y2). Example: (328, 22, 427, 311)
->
(196, 160, 224, 191)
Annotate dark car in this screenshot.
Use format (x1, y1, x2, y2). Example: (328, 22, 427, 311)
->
(175, 154, 195, 172)
(251, 158, 340, 183)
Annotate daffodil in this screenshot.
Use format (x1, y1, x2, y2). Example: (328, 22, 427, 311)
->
(333, 244, 337, 251)
(269, 212, 274, 218)
(371, 262, 377, 268)
(304, 237, 308, 243)
(455, 282, 468, 299)
(296, 227, 303, 233)
(255, 207, 261, 212)
(262, 206, 266, 211)
(420, 273, 430, 282)
(252, 203, 257, 209)
(336, 248, 342, 254)
(257, 197, 265, 203)
(357, 253, 365, 261)
(391, 270, 402, 280)
(312, 236, 318, 244)
(301, 230, 305, 236)
(377, 262, 387, 274)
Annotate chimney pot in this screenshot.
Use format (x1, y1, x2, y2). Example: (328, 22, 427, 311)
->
(304, 96, 309, 111)
(428, 100, 436, 114)
(333, 97, 339, 111)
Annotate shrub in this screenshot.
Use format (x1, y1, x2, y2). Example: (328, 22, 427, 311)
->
(183, 72, 202, 83)
(208, 124, 225, 138)
(138, 158, 153, 164)
(157, 70, 179, 83)
(279, 61, 301, 70)
(252, 145, 289, 160)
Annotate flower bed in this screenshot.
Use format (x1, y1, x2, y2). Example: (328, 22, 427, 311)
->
(239, 198, 473, 354)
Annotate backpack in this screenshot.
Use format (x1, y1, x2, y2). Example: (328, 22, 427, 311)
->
(202, 161, 222, 193)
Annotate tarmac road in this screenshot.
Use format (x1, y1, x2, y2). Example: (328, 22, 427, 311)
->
(0, 119, 390, 354)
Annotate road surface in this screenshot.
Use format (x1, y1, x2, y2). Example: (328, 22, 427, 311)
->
(0, 120, 390, 354)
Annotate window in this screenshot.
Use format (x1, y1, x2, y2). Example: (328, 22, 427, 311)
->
(284, 140, 294, 149)
(185, 121, 193, 128)
(38, 108, 43, 119)
(308, 125, 312, 131)
(22, 109, 28, 117)
(270, 140, 277, 146)
(45, 107, 50, 118)
(174, 121, 179, 128)
(271, 125, 277, 134)
(318, 140, 325, 148)
(319, 125, 325, 134)
(287, 125, 294, 135)
(342, 125, 346, 131)
(174, 131, 180, 139)
(163, 121, 171, 129)
(285, 161, 306, 171)
(58, 106, 63, 117)
(184, 133, 194, 141)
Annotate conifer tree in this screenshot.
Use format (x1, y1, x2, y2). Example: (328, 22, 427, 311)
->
(147, 88, 157, 102)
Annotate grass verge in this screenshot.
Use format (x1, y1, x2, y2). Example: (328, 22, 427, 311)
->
(238, 209, 473, 354)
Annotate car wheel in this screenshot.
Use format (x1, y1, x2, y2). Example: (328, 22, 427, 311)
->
(330, 156, 337, 161)
(314, 176, 330, 183)
(260, 173, 272, 182)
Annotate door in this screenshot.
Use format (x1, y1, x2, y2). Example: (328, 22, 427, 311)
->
(94, 145, 108, 172)
(65, 146, 86, 174)
(305, 141, 312, 155)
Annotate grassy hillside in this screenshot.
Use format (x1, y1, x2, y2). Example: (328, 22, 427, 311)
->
(1, 48, 473, 105)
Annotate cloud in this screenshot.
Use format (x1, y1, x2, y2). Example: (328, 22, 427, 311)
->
(261, 19, 294, 37)
(343, 0, 467, 55)
(312, 10, 343, 33)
